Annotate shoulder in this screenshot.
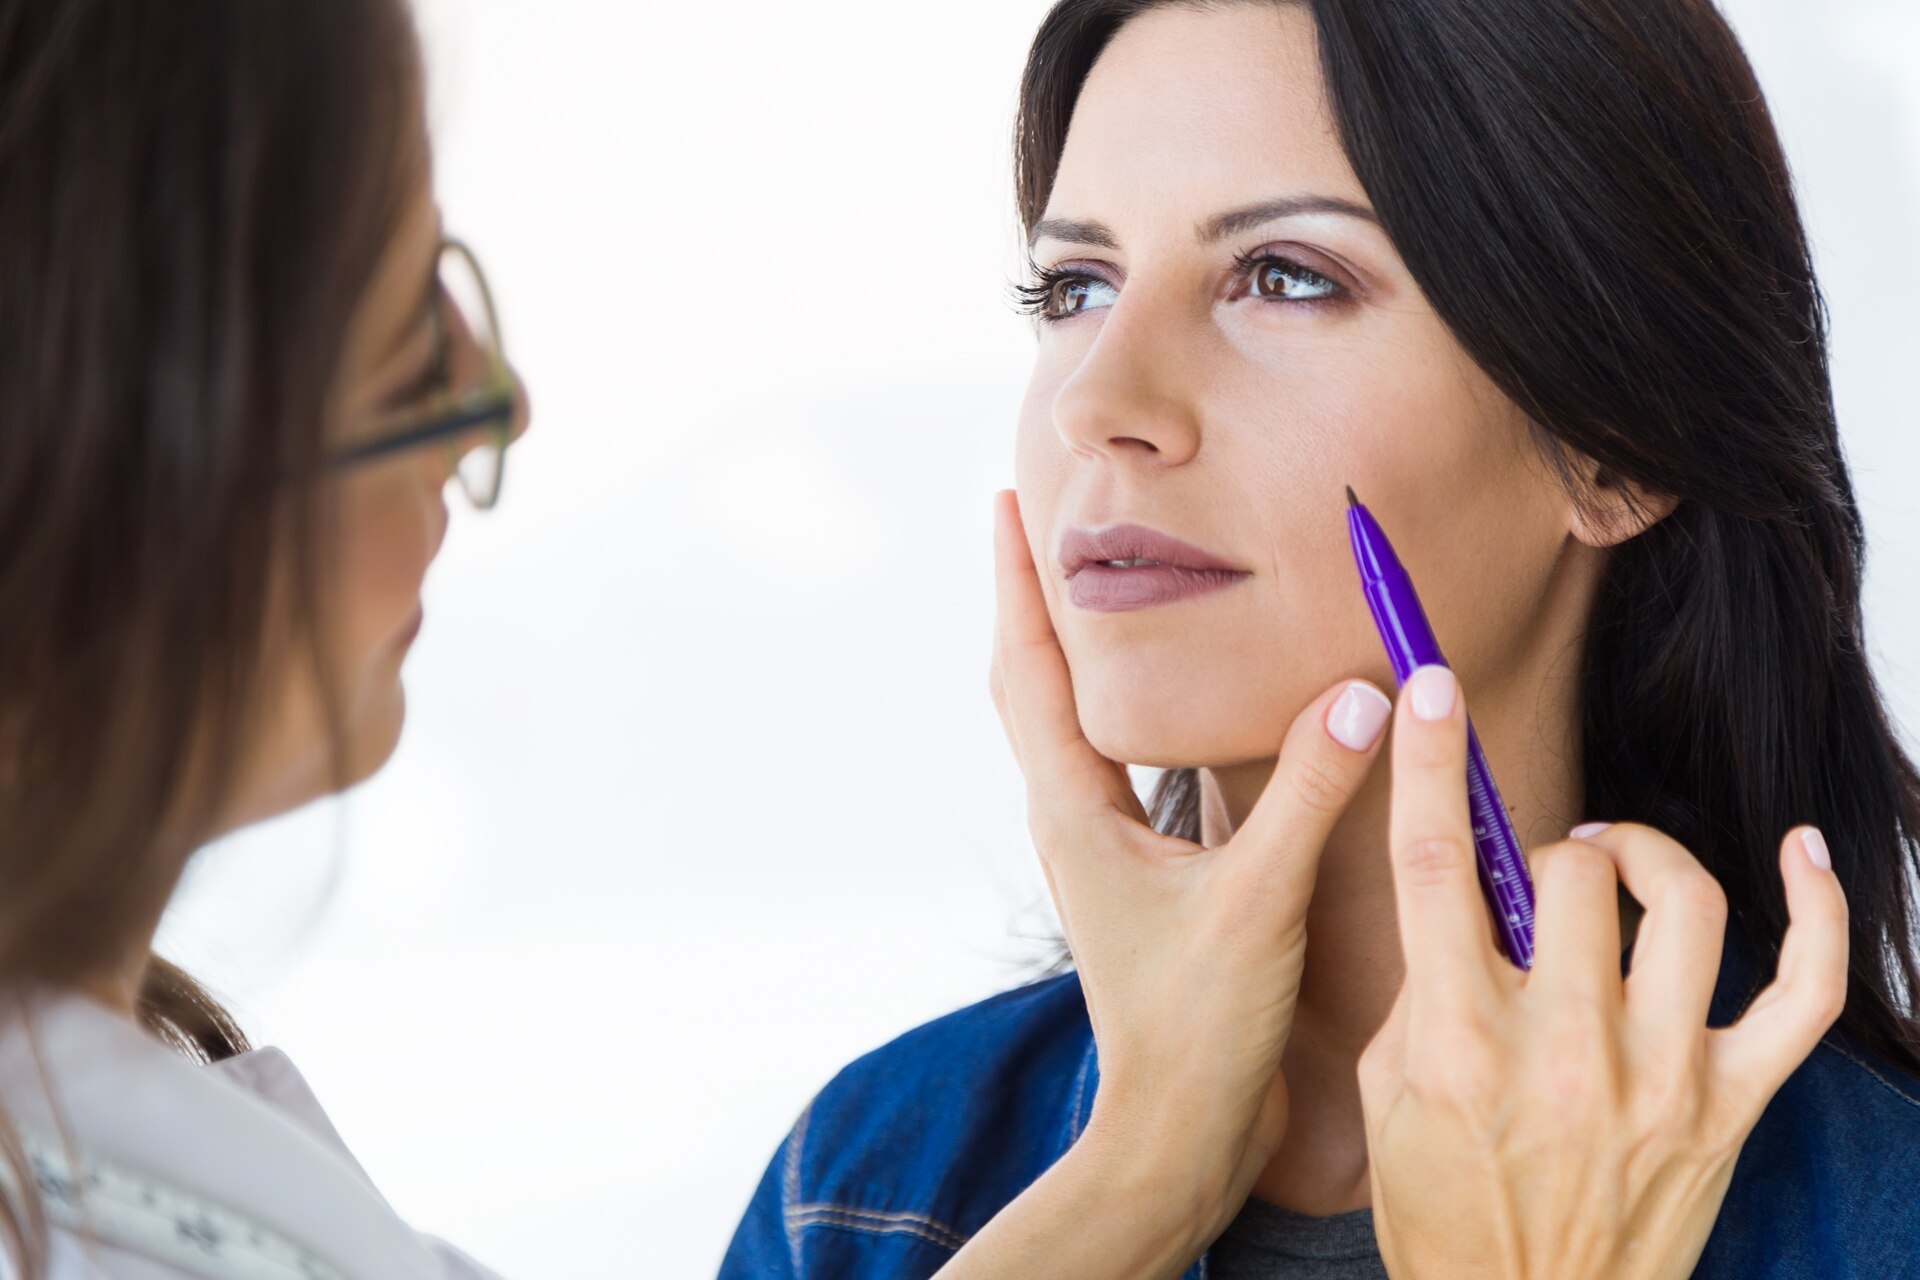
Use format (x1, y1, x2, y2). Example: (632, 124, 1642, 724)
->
(800, 969, 1094, 1208)
(1702, 1030, 1920, 1277)
(722, 970, 1095, 1279)
(818, 967, 1092, 1108)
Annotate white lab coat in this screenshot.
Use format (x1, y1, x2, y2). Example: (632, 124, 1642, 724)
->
(0, 991, 500, 1280)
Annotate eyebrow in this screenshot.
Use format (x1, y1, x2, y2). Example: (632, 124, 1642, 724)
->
(1028, 195, 1380, 249)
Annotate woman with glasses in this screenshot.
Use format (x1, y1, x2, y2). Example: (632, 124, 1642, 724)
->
(0, 0, 524, 1275)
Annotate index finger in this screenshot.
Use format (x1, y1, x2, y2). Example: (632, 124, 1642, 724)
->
(991, 489, 1138, 822)
(1387, 664, 1502, 1021)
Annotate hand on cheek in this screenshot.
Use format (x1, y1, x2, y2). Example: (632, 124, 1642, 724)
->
(983, 488, 1394, 1250)
(1359, 664, 1849, 1280)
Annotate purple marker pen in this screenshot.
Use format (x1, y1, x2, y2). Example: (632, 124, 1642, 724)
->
(1346, 486, 1537, 970)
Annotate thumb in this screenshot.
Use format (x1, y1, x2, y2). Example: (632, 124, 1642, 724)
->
(1227, 679, 1392, 892)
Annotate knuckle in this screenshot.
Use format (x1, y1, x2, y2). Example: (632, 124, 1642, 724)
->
(1803, 970, 1848, 1029)
(1543, 987, 1619, 1050)
(1287, 751, 1357, 816)
(1538, 842, 1616, 895)
(1664, 873, 1728, 930)
(1535, 1061, 1601, 1114)
(1533, 1022, 1618, 1111)
(1397, 835, 1472, 887)
(1520, 984, 1615, 1080)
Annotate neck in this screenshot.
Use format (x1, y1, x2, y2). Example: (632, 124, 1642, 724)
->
(1196, 636, 1588, 1215)
(80, 957, 149, 1018)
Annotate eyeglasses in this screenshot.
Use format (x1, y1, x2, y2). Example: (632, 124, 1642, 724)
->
(327, 237, 523, 510)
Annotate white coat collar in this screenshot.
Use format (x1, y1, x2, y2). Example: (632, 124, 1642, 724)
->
(0, 991, 477, 1279)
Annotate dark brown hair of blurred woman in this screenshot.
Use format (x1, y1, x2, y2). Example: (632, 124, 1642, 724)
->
(0, 0, 423, 1268)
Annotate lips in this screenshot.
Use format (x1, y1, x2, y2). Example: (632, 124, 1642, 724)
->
(1058, 523, 1245, 576)
(1058, 523, 1251, 613)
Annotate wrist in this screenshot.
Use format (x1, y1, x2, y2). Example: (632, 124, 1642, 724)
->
(1073, 1101, 1246, 1258)
(935, 1122, 1223, 1280)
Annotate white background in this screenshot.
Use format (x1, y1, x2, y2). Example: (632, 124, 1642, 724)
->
(157, 1, 1920, 1274)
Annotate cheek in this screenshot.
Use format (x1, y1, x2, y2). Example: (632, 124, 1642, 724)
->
(332, 467, 440, 661)
(1017, 313, 1565, 768)
(1015, 339, 1076, 470)
(217, 469, 440, 825)
(1014, 361, 1077, 572)
(1218, 314, 1507, 500)
(1218, 313, 1560, 628)
(1271, 329, 1566, 680)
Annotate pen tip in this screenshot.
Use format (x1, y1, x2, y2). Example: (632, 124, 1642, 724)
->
(1345, 484, 1359, 508)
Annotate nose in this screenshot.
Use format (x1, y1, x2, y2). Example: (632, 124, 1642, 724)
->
(505, 368, 532, 446)
(442, 293, 532, 449)
(1050, 293, 1203, 467)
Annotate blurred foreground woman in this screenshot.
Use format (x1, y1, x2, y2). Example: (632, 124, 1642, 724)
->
(0, 1, 528, 1274)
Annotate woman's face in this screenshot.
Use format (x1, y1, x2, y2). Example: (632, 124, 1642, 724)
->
(1016, 2, 1586, 772)
(219, 123, 530, 833)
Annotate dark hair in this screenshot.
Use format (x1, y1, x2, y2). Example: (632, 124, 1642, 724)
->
(1015, 0, 1920, 1074)
(0, 0, 421, 1268)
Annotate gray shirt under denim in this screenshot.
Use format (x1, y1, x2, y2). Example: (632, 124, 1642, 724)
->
(1205, 1197, 1389, 1279)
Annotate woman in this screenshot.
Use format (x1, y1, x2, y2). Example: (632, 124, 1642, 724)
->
(0, 0, 526, 1274)
(721, 0, 1920, 1276)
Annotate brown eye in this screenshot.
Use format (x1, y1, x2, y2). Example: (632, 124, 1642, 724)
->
(1050, 277, 1110, 317)
(1017, 270, 1120, 321)
(1243, 253, 1340, 302)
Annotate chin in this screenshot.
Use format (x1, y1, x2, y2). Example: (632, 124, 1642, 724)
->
(1077, 679, 1285, 771)
(337, 678, 408, 790)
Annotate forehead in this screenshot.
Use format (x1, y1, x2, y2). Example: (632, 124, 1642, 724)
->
(1046, 3, 1364, 228)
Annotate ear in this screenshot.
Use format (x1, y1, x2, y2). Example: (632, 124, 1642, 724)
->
(1566, 460, 1679, 550)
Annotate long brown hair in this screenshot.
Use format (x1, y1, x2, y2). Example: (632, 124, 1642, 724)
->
(1015, 0, 1920, 1074)
(0, 0, 422, 1267)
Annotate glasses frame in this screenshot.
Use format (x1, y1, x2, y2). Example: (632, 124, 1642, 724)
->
(327, 236, 521, 510)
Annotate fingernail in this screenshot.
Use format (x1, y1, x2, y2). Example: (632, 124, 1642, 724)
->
(1570, 821, 1611, 840)
(1406, 665, 1457, 721)
(1328, 682, 1393, 752)
(1801, 826, 1831, 871)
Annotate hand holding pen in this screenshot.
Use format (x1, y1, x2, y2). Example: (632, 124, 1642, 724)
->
(1347, 493, 1849, 1277)
(1358, 663, 1850, 1279)
(1351, 495, 1843, 1274)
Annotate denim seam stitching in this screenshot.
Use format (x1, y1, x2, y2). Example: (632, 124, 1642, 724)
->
(1068, 1039, 1094, 1144)
(1722, 962, 1920, 1112)
(781, 1101, 813, 1274)
(787, 1216, 960, 1254)
(784, 1204, 968, 1252)
(1818, 1037, 1920, 1113)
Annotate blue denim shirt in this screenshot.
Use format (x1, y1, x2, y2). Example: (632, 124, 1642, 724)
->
(720, 929, 1920, 1278)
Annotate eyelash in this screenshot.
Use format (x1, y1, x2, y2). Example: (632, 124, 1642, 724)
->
(1013, 251, 1344, 322)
